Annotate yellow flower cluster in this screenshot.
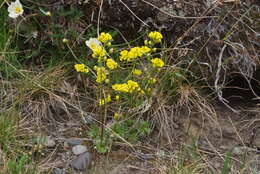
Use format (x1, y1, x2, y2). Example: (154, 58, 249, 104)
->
(99, 94, 111, 106)
(127, 80, 140, 93)
(98, 32, 112, 46)
(95, 66, 108, 83)
(92, 46, 106, 60)
(77, 30, 167, 110)
(106, 58, 118, 70)
(112, 83, 129, 93)
(148, 31, 163, 43)
(112, 80, 140, 93)
(133, 69, 142, 76)
(119, 46, 151, 61)
(151, 58, 165, 68)
(74, 64, 89, 73)
(119, 50, 129, 61)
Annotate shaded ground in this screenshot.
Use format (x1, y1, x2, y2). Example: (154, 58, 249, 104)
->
(45, 102, 260, 174)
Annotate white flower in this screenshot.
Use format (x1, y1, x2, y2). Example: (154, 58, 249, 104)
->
(8, 0, 24, 19)
(85, 38, 102, 50)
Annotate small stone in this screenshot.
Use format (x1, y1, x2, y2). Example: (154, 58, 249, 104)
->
(45, 137, 56, 147)
(83, 114, 94, 124)
(72, 145, 87, 155)
(66, 138, 83, 146)
(71, 152, 92, 171)
(53, 168, 66, 174)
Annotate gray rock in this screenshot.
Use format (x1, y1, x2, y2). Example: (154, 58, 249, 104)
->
(53, 168, 66, 174)
(72, 145, 87, 155)
(71, 152, 92, 171)
(66, 138, 83, 146)
(83, 115, 93, 124)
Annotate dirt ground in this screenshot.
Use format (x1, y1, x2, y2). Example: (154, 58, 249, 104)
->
(44, 97, 259, 174)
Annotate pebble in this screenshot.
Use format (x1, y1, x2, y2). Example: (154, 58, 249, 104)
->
(72, 145, 88, 155)
(71, 152, 92, 171)
(53, 168, 66, 174)
(83, 115, 93, 124)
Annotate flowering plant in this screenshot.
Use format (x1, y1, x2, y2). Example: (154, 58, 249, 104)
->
(8, 0, 24, 19)
(74, 31, 165, 152)
(75, 31, 165, 111)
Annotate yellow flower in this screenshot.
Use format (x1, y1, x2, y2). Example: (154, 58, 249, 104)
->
(151, 58, 165, 68)
(95, 67, 107, 83)
(112, 83, 129, 93)
(127, 80, 140, 93)
(140, 90, 145, 95)
(140, 46, 151, 54)
(98, 32, 112, 45)
(119, 46, 151, 62)
(74, 64, 89, 73)
(133, 69, 142, 76)
(106, 59, 118, 70)
(99, 99, 105, 106)
(112, 80, 140, 93)
(119, 50, 129, 61)
(8, 0, 23, 18)
(92, 46, 106, 59)
(148, 31, 163, 43)
(105, 95, 111, 103)
(127, 47, 143, 61)
(98, 94, 111, 106)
